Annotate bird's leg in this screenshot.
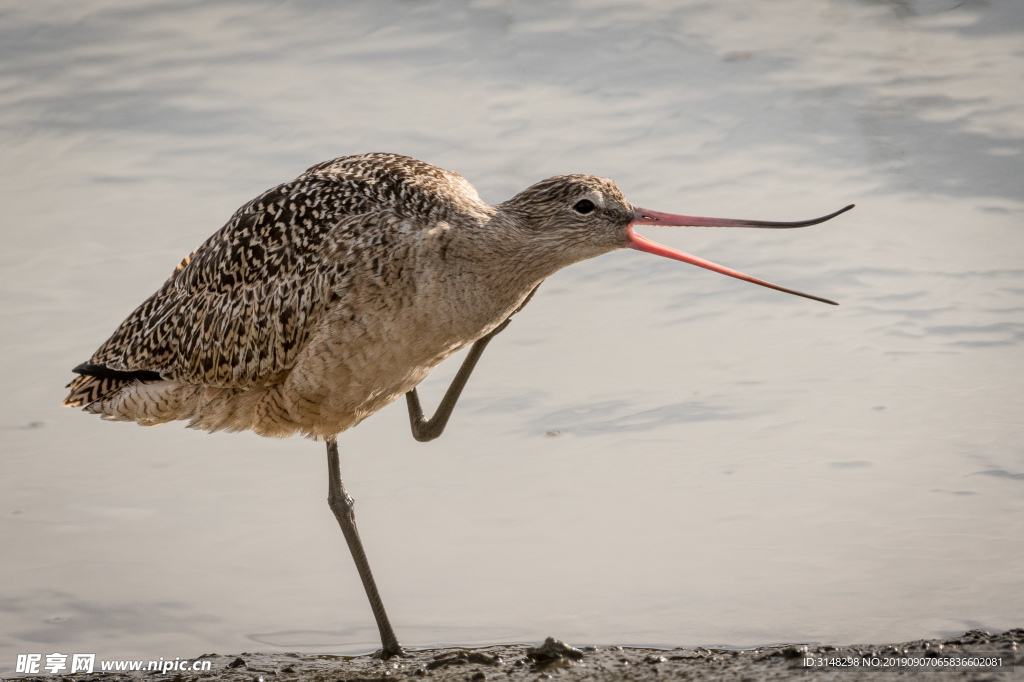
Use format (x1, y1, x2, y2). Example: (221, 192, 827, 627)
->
(404, 330, 499, 443)
(325, 438, 405, 659)
(405, 284, 540, 442)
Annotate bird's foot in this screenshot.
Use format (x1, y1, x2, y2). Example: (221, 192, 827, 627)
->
(373, 645, 410, 660)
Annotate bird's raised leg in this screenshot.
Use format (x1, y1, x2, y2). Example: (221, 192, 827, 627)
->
(326, 438, 404, 659)
(406, 285, 539, 442)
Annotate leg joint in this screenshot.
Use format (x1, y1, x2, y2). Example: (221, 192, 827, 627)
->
(328, 489, 354, 517)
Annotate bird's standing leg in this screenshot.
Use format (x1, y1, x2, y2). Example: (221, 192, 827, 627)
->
(326, 438, 404, 659)
(406, 285, 540, 442)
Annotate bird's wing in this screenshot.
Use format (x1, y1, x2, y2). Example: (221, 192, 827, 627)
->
(83, 167, 379, 388)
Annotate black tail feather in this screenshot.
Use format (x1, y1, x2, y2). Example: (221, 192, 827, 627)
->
(72, 363, 163, 382)
(64, 363, 163, 408)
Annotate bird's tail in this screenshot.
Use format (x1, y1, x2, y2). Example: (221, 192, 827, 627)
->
(63, 373, 141, 408)
(63, 363, 163, 409)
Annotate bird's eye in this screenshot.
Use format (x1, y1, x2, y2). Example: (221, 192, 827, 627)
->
(573, 199, 595, 214)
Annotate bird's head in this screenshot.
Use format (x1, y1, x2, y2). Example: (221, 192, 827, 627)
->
(495, 174, 852, 305)
(496, 174, 635, 260)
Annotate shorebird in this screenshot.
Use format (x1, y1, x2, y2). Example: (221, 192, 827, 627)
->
(64, 153, 851, 658)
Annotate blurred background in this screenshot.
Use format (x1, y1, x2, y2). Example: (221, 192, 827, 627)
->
(1, 0, 1022, 672)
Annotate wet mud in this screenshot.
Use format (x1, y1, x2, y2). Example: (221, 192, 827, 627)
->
(8, 629, 1019, 682)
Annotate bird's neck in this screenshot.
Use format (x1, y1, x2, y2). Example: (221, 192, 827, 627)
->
(460, 212, 576, 288)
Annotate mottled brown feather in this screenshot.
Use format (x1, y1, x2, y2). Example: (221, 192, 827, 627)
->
(80, 154, 482, 389)
(63, 374, 135, 408)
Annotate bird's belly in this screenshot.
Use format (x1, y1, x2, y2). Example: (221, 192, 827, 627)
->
(280, 305, 491, 439)
(246, 266, 538, 440)
(167, 319, 472, 440)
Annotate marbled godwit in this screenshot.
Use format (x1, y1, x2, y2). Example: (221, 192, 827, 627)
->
(64, 153, 852, 657)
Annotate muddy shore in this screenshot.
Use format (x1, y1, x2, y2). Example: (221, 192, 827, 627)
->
(8, 628, 1019, 682)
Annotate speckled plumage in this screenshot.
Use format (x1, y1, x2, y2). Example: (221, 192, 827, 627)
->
(65, 153, 632, 439)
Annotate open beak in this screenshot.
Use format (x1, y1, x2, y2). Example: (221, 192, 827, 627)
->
(627, 204, 854, 305)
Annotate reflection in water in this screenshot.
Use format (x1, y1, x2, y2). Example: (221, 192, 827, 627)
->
(532, 400, 749, 436)
(974, 469, 1024, 481)
(0, 0, 1022, 672)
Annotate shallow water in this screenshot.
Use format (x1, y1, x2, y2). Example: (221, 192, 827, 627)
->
(1, 0, 1022, 673)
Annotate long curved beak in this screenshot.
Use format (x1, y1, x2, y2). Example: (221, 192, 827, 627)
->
(627, 204, 854, 305)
